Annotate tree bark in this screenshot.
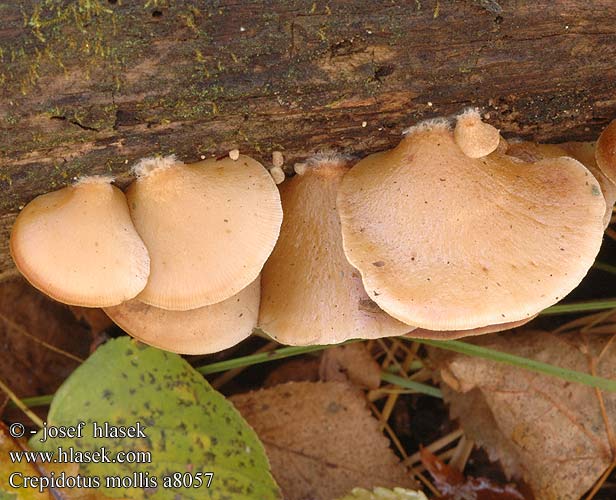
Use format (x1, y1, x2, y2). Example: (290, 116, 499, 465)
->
(1, 0, 615, 279)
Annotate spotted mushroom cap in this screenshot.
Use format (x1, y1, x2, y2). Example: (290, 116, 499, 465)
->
(126, 155, 282, 310)
(507, 140, 616, 229)
(10, 177, 150, 307)
(104, 277, 260, 355)
(337, 117, 606, 330)
(596, 119, 616, 185)
(259, 155, 413, 345)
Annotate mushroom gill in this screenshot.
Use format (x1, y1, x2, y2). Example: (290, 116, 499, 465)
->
(104, 277, 260, 354)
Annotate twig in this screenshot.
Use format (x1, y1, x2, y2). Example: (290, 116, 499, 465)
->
(405, 429, 464, 466)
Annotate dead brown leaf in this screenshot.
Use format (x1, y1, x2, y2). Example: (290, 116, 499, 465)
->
(264, 342, 382, 389)
(231, 381, 417, 500)
(320, 343, 382, 389)
(429, 330, 616, 500)
(264, 357, 321, 387)
(70, 306, 114, 353)
(69, 306, 113, 336)
(420, 447, 528, 500)
(0, 278, 90, 414)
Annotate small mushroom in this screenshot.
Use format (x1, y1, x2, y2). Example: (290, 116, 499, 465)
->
(272, 150, 284, 168)
(294, 162, 308, 175)
(453, 108, 501, 158)
(104, 277, 260, 355)
(126, 155, 282, 310)
(269, 165, 285, 185)
(10, 177, 150, 307)
(337, 115, 605, 330)
(507, 140, 616, 229)
(259, 156, 413, 345)
(596, 119, 616, 184)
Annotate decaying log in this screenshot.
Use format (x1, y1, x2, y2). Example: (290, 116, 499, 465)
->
(1, 0, 616, 278)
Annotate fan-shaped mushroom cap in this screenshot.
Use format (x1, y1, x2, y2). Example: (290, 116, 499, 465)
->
(126, 155, 282, 310)
(259, 156, 413, 345)
(507, 141, 616, 228)
(10, 177, 150, 307)
(104, 277, 260, 354)
(453, 109, 501, 158)
(596, 119, 616, 184)
(337, 120, 605, 330)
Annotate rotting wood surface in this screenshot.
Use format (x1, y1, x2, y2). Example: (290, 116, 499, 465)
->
(1, 0, 616, 278)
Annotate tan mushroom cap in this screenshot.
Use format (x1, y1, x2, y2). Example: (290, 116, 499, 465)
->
(337, 120, 605, 330)
(507, 140, 616, 228)
(596, 119, 616, 184)
(10, 177, 150, 307)
(453, 109, 501, 158)
(104, 277, 260, 355)
(126, 155, 282, 310)
(259, 156, 413, 345)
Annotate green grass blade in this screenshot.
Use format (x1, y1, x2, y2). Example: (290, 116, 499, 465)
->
(540, 299, 616, 315)
(5, 394, 54, 409)
(410, 338, 616, 392)
(380, 373, 442, 398)
(196, 341, 359, 375)
(594, 261, 616, 275)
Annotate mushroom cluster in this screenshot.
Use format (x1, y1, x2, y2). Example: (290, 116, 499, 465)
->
(9, 111, 615, 352)
(11, 155, 283, 354)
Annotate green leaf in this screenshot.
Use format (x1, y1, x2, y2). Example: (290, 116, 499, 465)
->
(337, 487, 428, 500)
(30, 337, 280, 500)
